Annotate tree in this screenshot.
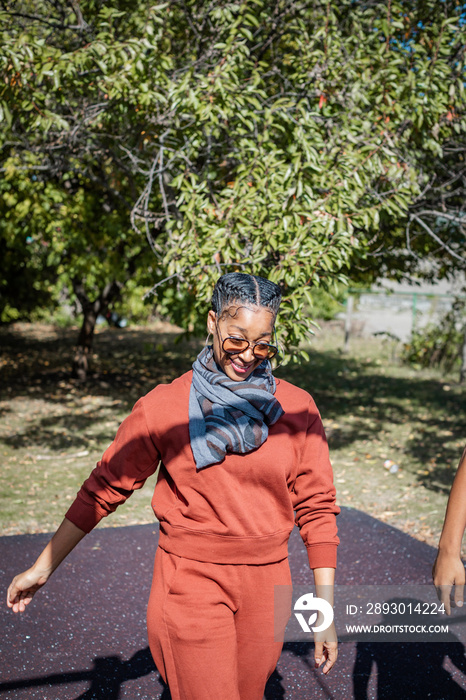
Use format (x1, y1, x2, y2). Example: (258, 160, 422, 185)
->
(139, 0, 465, 335)
(0, 0, 159, 377)
(1, 0, 464, 375)
(356, 123, 466, 284)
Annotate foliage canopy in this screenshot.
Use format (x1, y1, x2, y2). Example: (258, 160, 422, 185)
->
(1, 0, 465, 359)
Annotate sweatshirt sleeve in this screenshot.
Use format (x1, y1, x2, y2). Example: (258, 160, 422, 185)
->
(65, 397, 160, 533)
(291, 399, 340, 569)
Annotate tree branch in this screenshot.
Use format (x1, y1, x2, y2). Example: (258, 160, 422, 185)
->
(409, 214, 466, 265)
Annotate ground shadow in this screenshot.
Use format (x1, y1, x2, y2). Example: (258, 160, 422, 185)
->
(350, 598, 466, 699)
(0, 644, 301, 700)
(0, 324, 200, 416)
(0, 646, 171, 700)
(3, 605, 465, 698)
(353, 642, 466, 699)
(2, 409, 124, 451)
(0, 643, 322, 700)
(281, 348, 465, 495)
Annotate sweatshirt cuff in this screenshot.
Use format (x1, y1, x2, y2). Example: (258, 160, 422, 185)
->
(306, 543, 337, 569)
(65, 497, 105, 534)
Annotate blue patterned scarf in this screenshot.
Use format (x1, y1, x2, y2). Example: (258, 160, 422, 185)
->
(189, 346, 284, 469)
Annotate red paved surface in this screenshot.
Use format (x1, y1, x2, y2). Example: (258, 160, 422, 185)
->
(1, 507, 465, 699)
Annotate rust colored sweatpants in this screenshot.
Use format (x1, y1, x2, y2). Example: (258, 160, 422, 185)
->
(147, 547, 292, 700)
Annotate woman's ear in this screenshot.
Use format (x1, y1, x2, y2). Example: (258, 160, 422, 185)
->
(207, 310, 216, 335)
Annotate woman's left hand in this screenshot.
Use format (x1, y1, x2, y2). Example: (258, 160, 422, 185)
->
(314, 621, 338, 673)
(432, 549, 465, 614)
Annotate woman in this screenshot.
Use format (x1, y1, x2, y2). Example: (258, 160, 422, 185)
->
(7, 272, 339, 700)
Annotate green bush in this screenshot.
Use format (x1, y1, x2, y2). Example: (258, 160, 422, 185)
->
(307, 286, 347, 321)
(401, 298, 466, 372)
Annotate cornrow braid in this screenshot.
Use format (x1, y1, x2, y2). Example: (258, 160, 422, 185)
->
(211, 273, 282, 318)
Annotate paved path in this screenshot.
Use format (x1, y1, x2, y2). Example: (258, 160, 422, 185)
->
(1, 507, 466, 699)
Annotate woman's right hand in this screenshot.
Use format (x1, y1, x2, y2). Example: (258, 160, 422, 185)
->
(6, 518, 87, 614)
(7, 566, 50, 613)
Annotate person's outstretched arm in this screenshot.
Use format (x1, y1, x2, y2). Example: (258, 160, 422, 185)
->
(432, 447, 466, 614)
(313, 567, 338, 674)
(7, 518, 86, 613)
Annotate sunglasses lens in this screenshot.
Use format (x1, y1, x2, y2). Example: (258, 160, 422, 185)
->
(223, 338, 249, 354)
(253, 344, 270, 359)
(254, 344, 278, 360)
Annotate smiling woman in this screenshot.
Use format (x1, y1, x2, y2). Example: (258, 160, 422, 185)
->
(207, 273, 280, 382)
(209, 305, 277, 380)
(7, 272, 340, 700)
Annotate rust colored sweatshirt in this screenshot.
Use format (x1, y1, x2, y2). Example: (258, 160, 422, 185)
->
(65, 371, 339, 569)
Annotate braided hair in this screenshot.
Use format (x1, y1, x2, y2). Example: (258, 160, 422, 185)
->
(211, 273, 281, 319)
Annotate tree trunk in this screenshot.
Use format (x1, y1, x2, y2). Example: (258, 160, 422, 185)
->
(71, 279, 123, 381)
(343, 294, 353, 353)
(460, 327, 466, 384)
(72, 307, 98, 382)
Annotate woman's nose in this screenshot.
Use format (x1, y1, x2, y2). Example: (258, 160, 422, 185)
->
(238, 345, 255, 363)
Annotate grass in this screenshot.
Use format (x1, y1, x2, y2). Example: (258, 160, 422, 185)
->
(0, 320, 464, 551)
